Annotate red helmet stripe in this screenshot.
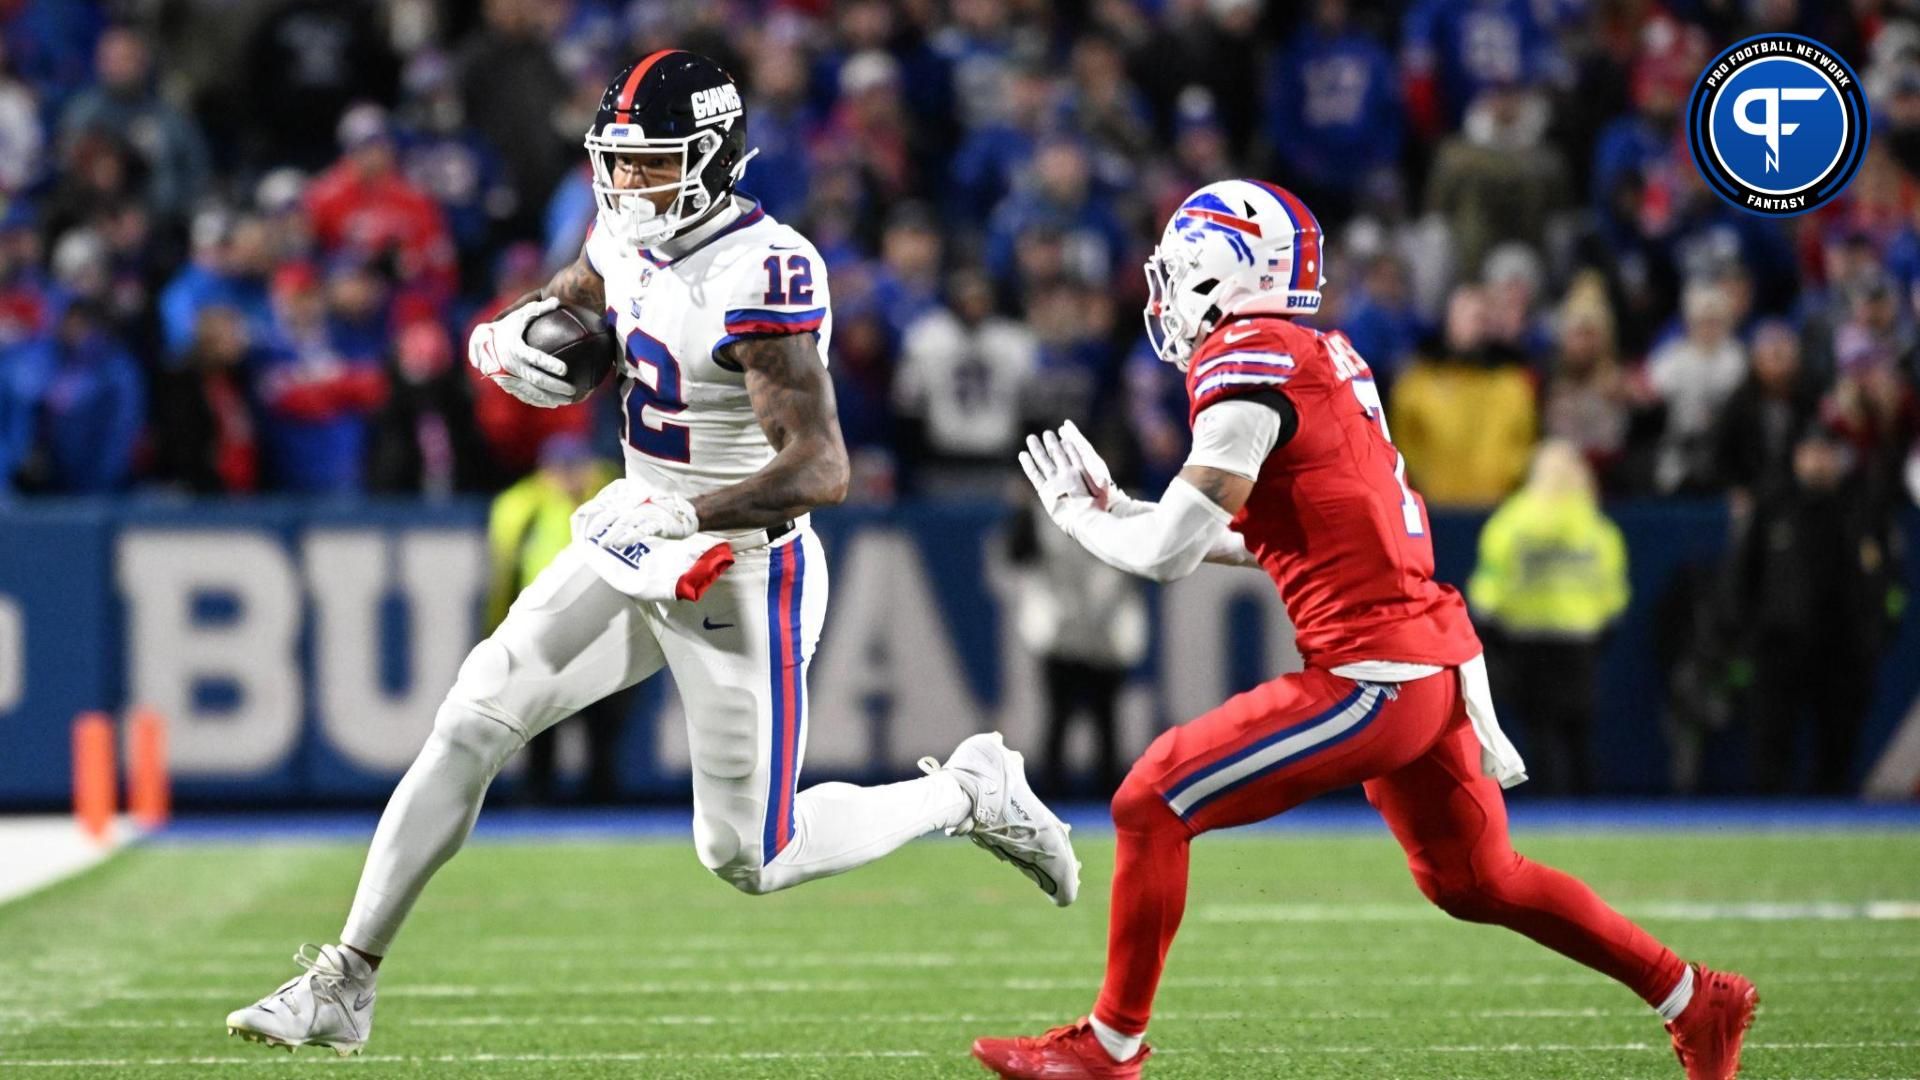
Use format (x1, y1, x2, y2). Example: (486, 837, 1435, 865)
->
(616, 49, 678, 115)
(1249, 180, 1322, 291)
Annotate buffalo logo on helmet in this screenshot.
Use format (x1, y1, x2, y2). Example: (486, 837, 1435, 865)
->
(1143, 179, 1324, 369)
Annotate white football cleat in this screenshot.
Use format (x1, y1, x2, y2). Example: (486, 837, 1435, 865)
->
(921, 731, 1081, 907)
(224, 944, 376, 1056)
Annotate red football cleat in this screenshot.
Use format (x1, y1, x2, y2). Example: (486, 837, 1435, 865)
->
(1666, 964, 1759, 1080)
(971, 1018, 1151, 1079)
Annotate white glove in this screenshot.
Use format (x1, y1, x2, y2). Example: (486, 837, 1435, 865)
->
(1056, 419, 1143, 514)
(1019, 428, 1098, 533)
(573, 533, 736, 603)
(572, 478, 700, 549)
(468, 296, 573, 408)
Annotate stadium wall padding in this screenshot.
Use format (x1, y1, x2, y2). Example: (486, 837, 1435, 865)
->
(0, 498, 1914, 806)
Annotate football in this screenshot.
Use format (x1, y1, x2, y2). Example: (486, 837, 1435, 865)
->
(523, 303, 620, 402)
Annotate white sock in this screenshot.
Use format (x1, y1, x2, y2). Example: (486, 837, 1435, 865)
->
(1656, 965, 1696, 1021)
(1090, 1016, 1142, 1062)
(752, 774, 972, 893)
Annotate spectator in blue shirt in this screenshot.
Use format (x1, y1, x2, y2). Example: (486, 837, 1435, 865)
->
(0, 0, 105, 118)
(397, 51, 515, 287)
(986, 136, 1127, 294)
(1, 298, 144, 493)
(744, 41, 817, 224)
(1030, 280, 1120, 421)
(1124, 336, 1188, 492)
(868, 204, 945, 348)
(1268, 0, 1403, 224)
(542, 162, 595, 278)
(157, 210, 274, 367)
(0, 204, 49, 350)
(1340, 249, 1424, 389)
(948, 59, 1053, 224)
(253, 262, 388, 494)
(1590, 45, 1692, 223)
(931, 0, 1017, 133)
(1402, 0, 1557, 138)
(1055, 33, 1153, 194)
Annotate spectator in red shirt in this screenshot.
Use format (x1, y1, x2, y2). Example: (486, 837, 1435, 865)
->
(304, 103, 457, 305)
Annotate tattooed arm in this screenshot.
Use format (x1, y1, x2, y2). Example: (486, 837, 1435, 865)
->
(1174, 465, 1254, 515)
(690, 333, 851, 531)
(496, 249, 606, 318)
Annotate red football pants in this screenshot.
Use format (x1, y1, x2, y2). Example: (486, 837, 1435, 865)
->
(1092, 666, 1685, 1035)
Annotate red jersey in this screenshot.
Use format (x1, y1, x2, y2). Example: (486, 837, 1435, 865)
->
(1184, 315, 1480, 670)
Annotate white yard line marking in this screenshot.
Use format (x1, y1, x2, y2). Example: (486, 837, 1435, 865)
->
(131, 950, 1100, 978)
(4, 1041, 1917, 1068)
(40, 968, 1912, 1005)
(26, 1003, 1907, 1032)
(1155, 1040, 1920, 1055)
(0, 1050, 934, 1068)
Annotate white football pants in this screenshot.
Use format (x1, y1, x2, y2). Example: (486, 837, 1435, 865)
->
(341, 529, 970, 954)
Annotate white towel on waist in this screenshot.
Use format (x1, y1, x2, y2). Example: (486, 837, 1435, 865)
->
(1458, 653, 1528, 789)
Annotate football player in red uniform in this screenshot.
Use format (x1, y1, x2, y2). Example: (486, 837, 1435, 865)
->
(971, 180, 1756, 1080)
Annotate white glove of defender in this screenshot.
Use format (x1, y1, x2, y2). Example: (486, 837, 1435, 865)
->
(1056, 419, 1145, 514)
(1019, 427, 1099, 534)
(468, 296, 573, 408)
(572, 478, 700, 549)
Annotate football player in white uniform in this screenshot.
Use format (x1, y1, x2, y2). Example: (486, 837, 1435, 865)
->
(224, 50, 1079, 1056)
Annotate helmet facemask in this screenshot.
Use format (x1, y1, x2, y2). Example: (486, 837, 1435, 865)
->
(584, 124, 752, 247)
(1143, 245, 1221, 370)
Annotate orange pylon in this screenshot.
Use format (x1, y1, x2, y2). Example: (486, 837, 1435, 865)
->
(127, 707, 170, 831)
(72, 712, 115, 842)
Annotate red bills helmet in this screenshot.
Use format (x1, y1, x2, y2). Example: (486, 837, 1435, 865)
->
(1144, 180, 1325, 369)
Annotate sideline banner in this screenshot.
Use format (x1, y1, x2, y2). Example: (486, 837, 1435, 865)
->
(0, 498, 1915, 805)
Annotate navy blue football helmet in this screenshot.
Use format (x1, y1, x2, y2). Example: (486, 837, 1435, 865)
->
(586, 50, 754, 245)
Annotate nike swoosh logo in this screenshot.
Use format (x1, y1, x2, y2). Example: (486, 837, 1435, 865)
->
(702, 617, 735, 631)
(353, 992, 374, 1012)
(768, 244, 801, 250)
(1223, 329, 1257, 343)
(1004, 850, 1059, 896)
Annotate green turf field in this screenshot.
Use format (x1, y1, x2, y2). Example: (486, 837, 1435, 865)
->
(2, 830, 1917, 1078)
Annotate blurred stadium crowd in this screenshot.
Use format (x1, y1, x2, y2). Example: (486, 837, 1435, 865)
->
(0, 0, 1916, 507)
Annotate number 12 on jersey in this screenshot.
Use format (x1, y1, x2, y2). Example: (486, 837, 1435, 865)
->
(621, 326, 690, 463)
(1327, 334, 1424, 538)
(761, 254, 813, 305)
